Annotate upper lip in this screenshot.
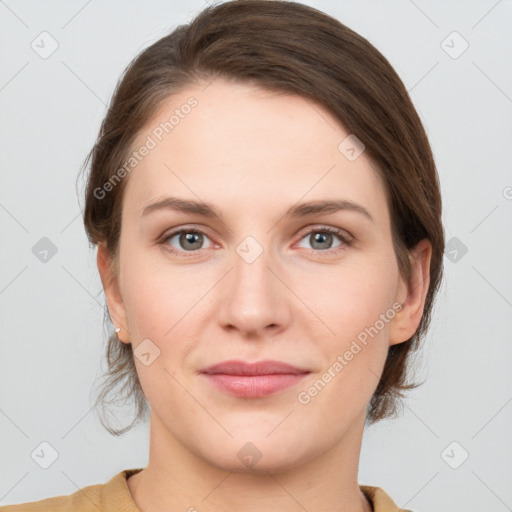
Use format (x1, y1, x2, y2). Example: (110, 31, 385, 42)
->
(200, 360, 310, 376)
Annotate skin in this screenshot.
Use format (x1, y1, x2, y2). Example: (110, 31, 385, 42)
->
(97, 78, 431, 512)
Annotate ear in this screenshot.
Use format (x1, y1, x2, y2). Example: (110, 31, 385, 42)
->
(97, 242, 130, 344)
(389, 239, 432, 346)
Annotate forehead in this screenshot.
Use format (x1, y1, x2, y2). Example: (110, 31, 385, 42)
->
(123, 78, 387, 222)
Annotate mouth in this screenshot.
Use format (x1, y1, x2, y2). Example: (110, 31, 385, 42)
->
(199, 360, 311, 398)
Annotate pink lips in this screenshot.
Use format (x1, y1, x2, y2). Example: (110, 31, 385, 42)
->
(200, 360, 310, 398)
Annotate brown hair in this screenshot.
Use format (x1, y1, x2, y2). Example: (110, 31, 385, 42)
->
(80, 0, 444, 436)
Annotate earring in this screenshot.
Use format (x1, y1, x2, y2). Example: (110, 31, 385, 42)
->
(115, 327, 121, 333)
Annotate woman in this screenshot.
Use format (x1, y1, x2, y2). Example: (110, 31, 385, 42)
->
(3, 1, 444, 510)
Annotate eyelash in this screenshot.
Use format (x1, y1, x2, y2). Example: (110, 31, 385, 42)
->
(160, 225, 353, 258)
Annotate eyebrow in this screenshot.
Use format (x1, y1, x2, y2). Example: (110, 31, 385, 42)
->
(140, 196, 374, 223)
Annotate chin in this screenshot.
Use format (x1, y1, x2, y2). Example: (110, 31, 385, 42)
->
(193, 433, 315, 475)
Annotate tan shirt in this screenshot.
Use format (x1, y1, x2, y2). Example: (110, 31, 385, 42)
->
(1, 468, 412, 512)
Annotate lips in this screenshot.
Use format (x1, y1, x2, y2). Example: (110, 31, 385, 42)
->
(200, 360, 311, 398)
(200, 359, 310, 376)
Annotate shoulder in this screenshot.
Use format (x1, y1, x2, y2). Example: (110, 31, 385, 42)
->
(360, 484, 414, 512)
(1, 482, 104, 512)
(0, 468, 143, 512)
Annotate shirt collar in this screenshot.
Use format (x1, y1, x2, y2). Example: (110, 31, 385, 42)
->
(102, 469, 410, 512)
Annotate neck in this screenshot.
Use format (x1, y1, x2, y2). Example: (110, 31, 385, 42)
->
(127, 410, 372, 512)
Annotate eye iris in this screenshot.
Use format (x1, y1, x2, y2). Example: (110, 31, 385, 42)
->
(171, 230, 340, 252)
(311, 232, 332, 250)
(180, 232, 203, 250)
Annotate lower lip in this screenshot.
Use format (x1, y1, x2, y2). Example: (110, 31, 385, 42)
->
(202, 373, 309, 398)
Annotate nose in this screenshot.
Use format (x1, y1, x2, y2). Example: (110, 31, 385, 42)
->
(216, 240, 291, 338)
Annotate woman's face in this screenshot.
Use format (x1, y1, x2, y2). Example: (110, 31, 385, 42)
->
(99, 78, 429, 472)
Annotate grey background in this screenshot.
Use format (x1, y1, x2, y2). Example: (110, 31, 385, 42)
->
(1, 0, 511, 510)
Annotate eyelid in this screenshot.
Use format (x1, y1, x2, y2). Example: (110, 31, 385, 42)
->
(295, 224, 353, 243)
(159, 225, 216, 252)
(159, 224, 354, 256)
(292, 225, 353, 255)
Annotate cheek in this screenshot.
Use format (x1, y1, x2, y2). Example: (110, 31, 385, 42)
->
(299, 254, 398, 336)
(296, 255, 397, 393)
(121, 243, 399, 348)
(295, 275, 393, 422)
(119, 244, 200, 334)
